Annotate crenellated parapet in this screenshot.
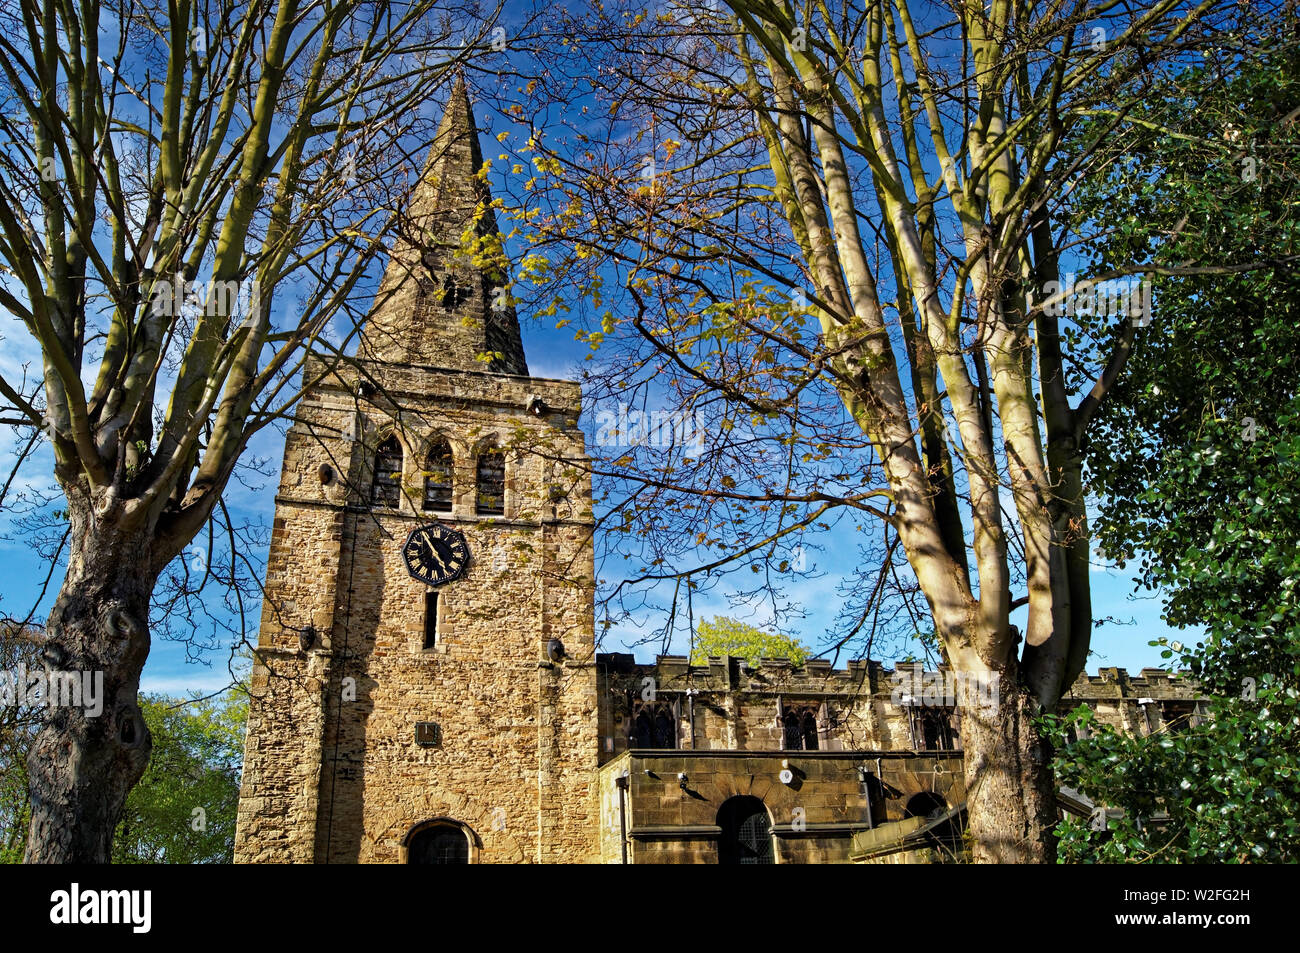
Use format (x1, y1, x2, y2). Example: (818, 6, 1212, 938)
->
(596, 653, 1212, 765)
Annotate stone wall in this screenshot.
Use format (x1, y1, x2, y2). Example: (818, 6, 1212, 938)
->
(234, 356, 600, 863)
(1060, 666, 1210, 738)
(598, 750, 966, 864)
(596, 653, 1210, 763)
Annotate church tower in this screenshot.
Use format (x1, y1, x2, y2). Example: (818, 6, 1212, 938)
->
(233, 80, 600, 863)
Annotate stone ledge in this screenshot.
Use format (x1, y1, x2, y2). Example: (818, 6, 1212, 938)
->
(629, 824, 722, 839)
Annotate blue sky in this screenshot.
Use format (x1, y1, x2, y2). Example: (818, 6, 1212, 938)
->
(0, 296, 1201, 697)
(0, 37, 1206, 696)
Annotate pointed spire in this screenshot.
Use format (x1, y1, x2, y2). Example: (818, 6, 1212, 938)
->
(359, 77, 528, 375)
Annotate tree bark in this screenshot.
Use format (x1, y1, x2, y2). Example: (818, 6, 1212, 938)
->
(23, 489, 155, 863)
(959, 664, 1059, 864)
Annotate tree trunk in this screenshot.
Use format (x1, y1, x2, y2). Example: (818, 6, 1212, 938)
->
(959, 666, 1059, 863)
(23, 491, 155, 863)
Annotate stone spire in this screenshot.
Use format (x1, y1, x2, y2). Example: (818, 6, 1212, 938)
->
(359, 77, 528, 375)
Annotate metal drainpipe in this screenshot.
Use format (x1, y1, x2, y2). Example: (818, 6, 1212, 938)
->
(876, 757, 884, 825)
(860, 766, 874, 829)
(687, 689, 696, 748)
(615, 772, 629, 864)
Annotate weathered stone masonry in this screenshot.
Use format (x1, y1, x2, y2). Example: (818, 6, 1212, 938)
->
(234, 80, 601, 864)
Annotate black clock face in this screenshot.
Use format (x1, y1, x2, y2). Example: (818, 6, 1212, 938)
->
(402, 523, 470, 586)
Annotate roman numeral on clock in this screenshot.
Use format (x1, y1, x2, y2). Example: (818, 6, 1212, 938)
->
(402, 523, 470, 587)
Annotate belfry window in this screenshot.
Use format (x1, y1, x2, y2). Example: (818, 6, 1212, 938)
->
(476, 450, 505, 516)
(423, 440, 453, 512)
(371, 436, 403, 507)
(440, 274, 471, 309)
(781, 705, 820, 751)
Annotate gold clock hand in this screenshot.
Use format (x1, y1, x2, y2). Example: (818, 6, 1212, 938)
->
(421, 533, 448, 574)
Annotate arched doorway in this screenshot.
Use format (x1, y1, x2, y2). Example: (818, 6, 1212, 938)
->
(717, 796, 774, 864)
(904, 792, 947, 820)
(405, 821, 472, 864)
(904, 793, 962, 856)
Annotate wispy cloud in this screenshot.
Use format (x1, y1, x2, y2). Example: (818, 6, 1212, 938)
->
(140, 671, 239, 696)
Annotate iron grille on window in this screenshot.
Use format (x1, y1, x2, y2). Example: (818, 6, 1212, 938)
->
(718, 796, 774, 864)
(476, 450, 505, 516)
(423, 441, 453, 512)
(408, 824, 468, 864)
(371, 436, 402, 507)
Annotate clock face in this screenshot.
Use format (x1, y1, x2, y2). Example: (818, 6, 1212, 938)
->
(402, 523, 470, 587)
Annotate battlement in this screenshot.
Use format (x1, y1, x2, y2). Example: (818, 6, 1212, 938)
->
(597, 652, 1205, 702)
(1063, 666, 1202, 700)
(597, 652, 880, 695)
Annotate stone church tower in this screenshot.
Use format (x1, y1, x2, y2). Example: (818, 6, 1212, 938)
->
(233, 80, 600, 863)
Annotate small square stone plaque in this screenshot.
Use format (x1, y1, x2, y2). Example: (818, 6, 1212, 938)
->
(415, 722, 441, 748)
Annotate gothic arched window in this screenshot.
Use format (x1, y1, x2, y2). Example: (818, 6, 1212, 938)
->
(476, 449, 505, 516)
(631, 700, 677, 749)
(781, 704, 819, 751)
(910, 707, 956, 751)
(423, 440, 453, 512)
(371, 436, 403, 507)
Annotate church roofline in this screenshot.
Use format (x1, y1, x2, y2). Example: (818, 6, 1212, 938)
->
(596, 651, 1207, 699)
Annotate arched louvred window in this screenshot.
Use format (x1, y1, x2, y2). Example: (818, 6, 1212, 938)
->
(422, 440, 453, 512)
(371, 436, 403, 507)
(440, 274, 472, 309)
(406, 822, 471, 864)
(476, 449, 505, 516)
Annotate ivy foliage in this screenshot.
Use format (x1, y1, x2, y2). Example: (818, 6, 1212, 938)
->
(1046, 29, 1300, 863)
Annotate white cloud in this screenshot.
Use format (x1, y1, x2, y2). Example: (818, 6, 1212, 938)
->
(139, 671, 238, 696)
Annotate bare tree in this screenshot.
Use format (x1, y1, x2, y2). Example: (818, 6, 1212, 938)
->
(0, 0, 526, 862)
(500, 0, 1250, 861)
